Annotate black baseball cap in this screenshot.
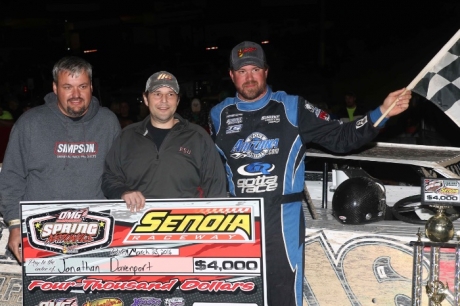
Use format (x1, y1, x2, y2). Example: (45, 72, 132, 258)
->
(229, 41, 267, 70)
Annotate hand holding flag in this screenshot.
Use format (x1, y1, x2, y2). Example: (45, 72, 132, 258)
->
(378, 88, 412, 120)
(374, 29, 460, 127)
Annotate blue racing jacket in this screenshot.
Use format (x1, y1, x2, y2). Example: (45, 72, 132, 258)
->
(209, 86, 385, 306)
(209, 87, 382, 199)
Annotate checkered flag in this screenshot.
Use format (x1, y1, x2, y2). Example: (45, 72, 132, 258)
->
(411, 29, 460, 127)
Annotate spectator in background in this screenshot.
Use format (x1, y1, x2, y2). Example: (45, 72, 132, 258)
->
(181, 97, 209, 132)
(0, 102, 14, 163)
(6, 96, 22, 121)
(110, 100, 121, 117)
(21, 98, 38, 113)
(0, 103, 14, 127)
(137, 99, 149, 121)
(334, 91, 369, 122)
(118, 101, 137, 129)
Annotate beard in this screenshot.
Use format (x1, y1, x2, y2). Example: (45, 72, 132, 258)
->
(66, 99, 89, 117)
(237, 81, 267, 101)
(67, 107, 87, 117)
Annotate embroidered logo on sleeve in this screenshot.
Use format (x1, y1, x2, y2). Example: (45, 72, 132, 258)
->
(355, 116, 368, 129)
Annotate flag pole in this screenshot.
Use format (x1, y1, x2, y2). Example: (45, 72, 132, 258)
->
(373, 29, 460, 127)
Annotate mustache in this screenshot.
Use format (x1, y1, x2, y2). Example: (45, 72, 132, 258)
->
(67, 98, 83, 103)
(243, 81, 257, 86)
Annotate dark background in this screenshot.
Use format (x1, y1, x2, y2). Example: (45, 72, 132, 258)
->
(1, 0, 459, 118)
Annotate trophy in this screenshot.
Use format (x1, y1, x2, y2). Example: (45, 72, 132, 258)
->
(410, 178, 460, 305)
(426, 280, 449, 306)
(425, 206, 454, 243)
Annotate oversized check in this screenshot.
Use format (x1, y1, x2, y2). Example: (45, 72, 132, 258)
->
(20, 198, 266, 306)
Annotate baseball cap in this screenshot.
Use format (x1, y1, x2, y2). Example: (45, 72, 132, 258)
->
(145, 71, 179, 94)
(230, 41, 267, 70)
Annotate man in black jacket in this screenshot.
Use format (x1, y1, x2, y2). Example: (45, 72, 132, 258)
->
(102, 71, 227, 212)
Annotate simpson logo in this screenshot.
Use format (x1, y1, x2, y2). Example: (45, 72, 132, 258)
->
(226, 124, 242, 134)
(131, 297, 162, 306)
(54, 142, 98, 157)
(36, 297, 78, 306)
(261, 115, 280, 123)
(355, 116, 368, 129)
(124, 207, 254, 243)
(230, 132, 279, 159)
(237, 162, 275, 176)
(26, 208, 114, 254)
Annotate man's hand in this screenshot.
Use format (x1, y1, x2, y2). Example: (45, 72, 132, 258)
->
(7, 227, 22, 263)
(380, 88, 412, 118)
(121, 191, 145, 212)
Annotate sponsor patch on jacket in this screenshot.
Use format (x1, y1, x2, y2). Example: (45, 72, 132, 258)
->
(355, 116, 368, 129)
(305, 101, 330, 121)
(226, 124, 242, 134)
(315, 109, 330, 121)
(304, 101, 315, 112)
(237, 162, 275, 176)
(226, 113, 243, 118)
(227, 117, 243, 125)
(230, 132, 279, 159)
(261, 115, 280, 123)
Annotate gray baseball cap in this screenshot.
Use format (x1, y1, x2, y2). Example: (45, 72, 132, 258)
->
(229, 41, 267, 70)
(145, 71, 179, 94)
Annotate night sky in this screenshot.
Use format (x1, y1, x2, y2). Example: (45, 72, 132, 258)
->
(1, 0, 459, 109)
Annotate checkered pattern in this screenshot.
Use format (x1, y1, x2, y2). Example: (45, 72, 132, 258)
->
(413, 40, 460, 127)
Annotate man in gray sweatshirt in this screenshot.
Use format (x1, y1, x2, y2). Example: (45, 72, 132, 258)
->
(0, 56, 121, 263)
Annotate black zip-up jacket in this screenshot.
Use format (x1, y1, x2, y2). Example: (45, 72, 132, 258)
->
(102, 114, 227, 199)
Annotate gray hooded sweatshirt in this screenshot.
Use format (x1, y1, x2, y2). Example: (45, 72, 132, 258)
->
(0, 92, 120, 224)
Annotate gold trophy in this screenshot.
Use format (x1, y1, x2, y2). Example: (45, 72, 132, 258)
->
(425, 206, 454, 243)
(426, 280, 449, 306)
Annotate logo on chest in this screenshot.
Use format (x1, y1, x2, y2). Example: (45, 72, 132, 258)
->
(54, 142, 98, 158)
(179, 147, 192, 155)
(261, 115, 280, 124)
(226, 114, 243, 134)
(230, 132, 279, 159)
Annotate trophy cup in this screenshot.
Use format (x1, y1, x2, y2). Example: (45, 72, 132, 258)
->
(426, 280, 449, 306)
(410, 178, 460, 305)
(425, 205, 454, 243)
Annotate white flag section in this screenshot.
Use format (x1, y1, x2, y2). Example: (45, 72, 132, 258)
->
(410, 29, 460, 127)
